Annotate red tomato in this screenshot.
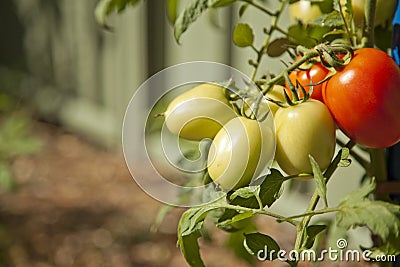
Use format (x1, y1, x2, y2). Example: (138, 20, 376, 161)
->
(286, 62, 329, 102)
(323, 48, 400, 148)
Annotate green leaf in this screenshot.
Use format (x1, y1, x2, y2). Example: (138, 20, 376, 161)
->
(266, 38, 290, 57)
(178, 231, 205, 267)
(339, 178, 375, 204)
(225, 169, 285, 210)
(309, 155, 328, 207)
(230, 186, 260, 200)
(218, 169, 285, 227)
(289, 20, 333, 47)
(177, 197, 226, 266)
(309, 10, 344, 27)
(233, 23, 254, 47)
(167, 0, 180, 23)
(244, 233, 280, 260)
(258, 169, 286, 207)
(211, 0, 236, 8)
(95, 0, 141, 28)
(336, 179, 400, 255)
(303, 225, 327, 249)
(238, 4, 249, 17)
(226, 230, 256, 264)
(338, 147, 351, 167)
(174, 0, 209, 42)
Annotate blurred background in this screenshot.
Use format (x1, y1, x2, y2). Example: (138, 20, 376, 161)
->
(0, 0, 370, 266)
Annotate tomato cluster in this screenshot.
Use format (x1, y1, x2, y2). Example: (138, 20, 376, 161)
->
(163, 83, 275, 190)
(283, 48, 400, 149)
(162, 48, 400, 188)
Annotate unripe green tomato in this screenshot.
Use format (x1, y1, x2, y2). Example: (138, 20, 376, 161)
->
(289, 0, 323, 24)
(164, 83, 237, 141)
(274, 99, 336, 176)
(266, 85, 286, 116)
(207, 117, 275, 190)
(340, 0, 396, 27)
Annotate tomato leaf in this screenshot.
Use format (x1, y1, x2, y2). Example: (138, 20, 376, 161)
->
(303, 225, 327, 249)
(230, 186, 260, 200)
(288, 24, 330, 48)
(338, 147, 351, 167)
(178, 230, 205, 267)
(238, 4, 249, 17)
(211, 0, 236, 8)
(177, 197, 226, 266)
(174, 0, 209, 42)
(335, 179, 400, 255)
(309, 10, 344, 27)
(233, 23, 254, 47)
(174, 0, 235, 42)
(218, 169, 285, 228)
(226, 230, 256, 264)
(95, 0, 141, 28)
(267, 38, 290, 57)
(309, 155, 328, 208)
(243, 233, 280, 260)
(167, 0, 180, 23)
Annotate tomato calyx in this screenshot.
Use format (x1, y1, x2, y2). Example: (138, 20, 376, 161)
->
(314, 43, 354, 71)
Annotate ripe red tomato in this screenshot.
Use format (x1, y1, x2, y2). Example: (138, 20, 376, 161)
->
(323, 48, 400, 148)
(286, 62, 329, 102)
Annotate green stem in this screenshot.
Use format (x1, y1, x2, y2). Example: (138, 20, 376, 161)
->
(279, 207, 340, 222)
(363, 0, 377, 48)
(369, 148, 390, 201)
(294, 140, 356, 250)
(261, 49, 320, 94)
(223, 204, 299, 226)
(240, 0, 276, 16)
(337, 1, 354, 46)
(249, 0, 289, 80)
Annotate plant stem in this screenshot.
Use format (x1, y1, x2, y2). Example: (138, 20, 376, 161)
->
(279, 207, 340, 222)
(293, 140, 356, 251)
(369, 148, 390, 201)
(223, 204, 299, 226)
(240, 0, 276, 16)
(249, 0, 289, 81)
(363, 0, 377, 48)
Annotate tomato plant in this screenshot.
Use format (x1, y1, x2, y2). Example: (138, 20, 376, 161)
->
(323, 48, 400, 148)
(275, 99, 336, 175)
(100, 0, 400, 266)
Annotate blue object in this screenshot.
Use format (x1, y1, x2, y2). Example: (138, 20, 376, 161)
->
(390, 1, 400, 266)
(389, 0, 400, 204)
